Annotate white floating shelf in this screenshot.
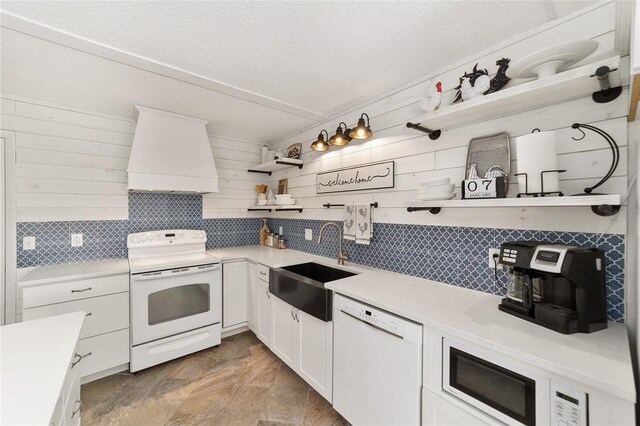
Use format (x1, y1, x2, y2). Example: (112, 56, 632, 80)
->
(404, 194, 621, 216)
(407, 56, 621, 133)
(248, 159, 303, 175)
(248, 204, 304, 213)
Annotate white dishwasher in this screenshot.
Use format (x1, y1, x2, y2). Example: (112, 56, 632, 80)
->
(333, 293, 423, 425)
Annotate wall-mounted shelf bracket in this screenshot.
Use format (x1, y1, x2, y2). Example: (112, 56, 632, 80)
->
(247, 169, 272, 175)
(324, 202, 379, 208)
(591, 66, 622, 103)
(406, 206, 441, 214)
(406, 122, 441, 140)
(248, 207, 273, 212)
(276, 160, 304, 169)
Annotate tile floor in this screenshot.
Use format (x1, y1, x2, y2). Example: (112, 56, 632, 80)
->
(81, 331, 347, 425)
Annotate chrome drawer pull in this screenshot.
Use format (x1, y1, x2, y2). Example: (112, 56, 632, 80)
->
(291, 309, 295, 320)
(71, 351, 93, 368)
(266, 290, 271, 299)
(259, 271, 267, 276)
(85, 312, 92, 317)
(295, 309, 300, 322)
(71, 399, 81, 418)
(71, 287, 92, 293)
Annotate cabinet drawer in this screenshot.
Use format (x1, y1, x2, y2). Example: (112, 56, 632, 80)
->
(23, 274, 129, 308)
(74, 329, 129, 378)
(24, 292, 130, 339)
(256, 263, 269, 283)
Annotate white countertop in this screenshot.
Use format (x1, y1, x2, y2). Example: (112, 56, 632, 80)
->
(209, 246, 636, 403)
(18, 258, 130, 288)
(1, 312, 85, 425)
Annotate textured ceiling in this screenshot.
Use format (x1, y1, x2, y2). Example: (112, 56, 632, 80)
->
(1, 0, 559, 121)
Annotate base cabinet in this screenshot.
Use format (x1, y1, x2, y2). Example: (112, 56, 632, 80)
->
(271, 295, 333, 401)
(222, 261, 248, 328)
(423, 390, 489, 425)
(248, 261, 273, 346)
(272, 296, 296, 367)
(296, 310, 333, 401)
(257, 282, 273, 346)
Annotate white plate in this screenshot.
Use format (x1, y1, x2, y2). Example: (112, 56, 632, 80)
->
(506, 40, 598, 79)
(274, 194, 293, 200)
(273, 199, 295, 205)
(418, 193, 455, 201)
(418, 183, 455, 193)
(419, 176, 450, 187)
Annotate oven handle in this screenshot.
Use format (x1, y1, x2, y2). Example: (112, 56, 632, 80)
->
(132, 263, 220, 281)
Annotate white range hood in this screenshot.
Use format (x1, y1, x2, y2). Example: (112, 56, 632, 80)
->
(127, 105, 219, 193)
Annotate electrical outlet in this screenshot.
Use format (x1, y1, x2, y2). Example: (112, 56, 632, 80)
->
(489, 248, 502, 270)
(305, 229, 313, 241)
(71, 233, 83, 247)
(23, 236, 36, 251)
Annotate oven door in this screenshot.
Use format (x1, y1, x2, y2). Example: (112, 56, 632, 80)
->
(442, 339, 549, 426)
(131, 263, 221, 346)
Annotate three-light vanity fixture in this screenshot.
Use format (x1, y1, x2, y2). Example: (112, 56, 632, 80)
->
(310, 113, 373, 152)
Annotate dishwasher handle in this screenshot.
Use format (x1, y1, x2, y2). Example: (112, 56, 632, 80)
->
(340, 309, 404, 340)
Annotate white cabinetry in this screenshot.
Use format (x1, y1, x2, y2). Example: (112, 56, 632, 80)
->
(248, 261, 273, 346)
(423, 390, 488, 426)
(296, 309, 333, 400)
(21, 268, 130, 383)
(272, 296, 296, 367)
(222, 261, 248, 329)
(271, 295, 333, 401)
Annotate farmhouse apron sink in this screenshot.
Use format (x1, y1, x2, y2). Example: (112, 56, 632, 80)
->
(269, 262, 357, 322)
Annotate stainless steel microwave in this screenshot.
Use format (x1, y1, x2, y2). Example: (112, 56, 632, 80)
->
(442, 338, 588, 426)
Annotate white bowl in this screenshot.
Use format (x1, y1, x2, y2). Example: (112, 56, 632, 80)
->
(418, 193, 455, 201)
(419, 176, 450, 187)
(274, 194, 293, 200)
(274, 199, 295, 205)
(418, 183, 455, 194)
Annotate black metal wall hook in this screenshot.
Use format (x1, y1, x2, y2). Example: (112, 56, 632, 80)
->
(571, 124, 586, 141)
(570, 123, 620, 194)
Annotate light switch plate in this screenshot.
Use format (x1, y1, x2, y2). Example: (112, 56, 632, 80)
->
(305, 229, 313, 241)
(23, 236, 36, 251)
(71, 233, 83, 247)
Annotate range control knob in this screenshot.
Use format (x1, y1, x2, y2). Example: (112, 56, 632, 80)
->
(147, 233, 154, 241)
(140, 234, 147, 242)
(192, 233, 197, 239)
(131, 235, 139, 243)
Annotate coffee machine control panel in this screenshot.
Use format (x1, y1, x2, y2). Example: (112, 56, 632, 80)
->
(499, 242, 539, 269)
(531, 245, 574, 274)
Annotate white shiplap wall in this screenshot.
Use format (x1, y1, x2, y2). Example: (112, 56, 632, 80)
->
(266, 1, 630, 235)
(0, 94, 265, 221)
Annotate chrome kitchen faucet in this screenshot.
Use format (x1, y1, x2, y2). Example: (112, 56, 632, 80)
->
(317, 222, 348, 265)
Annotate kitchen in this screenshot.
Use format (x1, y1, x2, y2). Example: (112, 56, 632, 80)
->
(0, 1, 638, 425)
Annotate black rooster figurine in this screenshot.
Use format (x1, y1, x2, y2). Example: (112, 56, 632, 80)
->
(485, 58, 511, 95)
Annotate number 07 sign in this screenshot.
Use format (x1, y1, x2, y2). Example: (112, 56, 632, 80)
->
(462, 177, 506, 199)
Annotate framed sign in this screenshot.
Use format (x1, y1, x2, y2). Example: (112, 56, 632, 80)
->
(316, 161, 394, 194)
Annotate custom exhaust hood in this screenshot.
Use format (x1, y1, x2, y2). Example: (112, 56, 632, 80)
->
(127, 105, 219, 193)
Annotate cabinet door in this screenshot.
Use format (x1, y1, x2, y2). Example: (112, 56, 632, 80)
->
(296, 310, 333, 402)
(247, 263, 260, 331)
(222, 261, 248, 328)
(272, 296, 295, 367)
(257, 283, 273, 347)
(423, 390, 488, 426)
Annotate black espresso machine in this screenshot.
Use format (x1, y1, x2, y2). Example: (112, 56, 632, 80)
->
(498, 241, 607, 334)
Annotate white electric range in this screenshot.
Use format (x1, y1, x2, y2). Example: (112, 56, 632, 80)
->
(127, 229, 222, 372)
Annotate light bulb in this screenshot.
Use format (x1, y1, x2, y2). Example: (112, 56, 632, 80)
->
(357, 129, 365, 137)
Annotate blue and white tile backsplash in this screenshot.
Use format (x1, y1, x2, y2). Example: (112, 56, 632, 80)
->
(16, 195, 625, 322)
(267, 218, 625, 323)
(17, 193, 260, 267)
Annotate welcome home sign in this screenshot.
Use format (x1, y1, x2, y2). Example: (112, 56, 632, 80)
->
(316, 161, 395, 194)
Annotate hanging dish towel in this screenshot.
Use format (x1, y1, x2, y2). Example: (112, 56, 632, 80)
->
(343, 204, 356, 241)
(356, 203, 373, 245)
